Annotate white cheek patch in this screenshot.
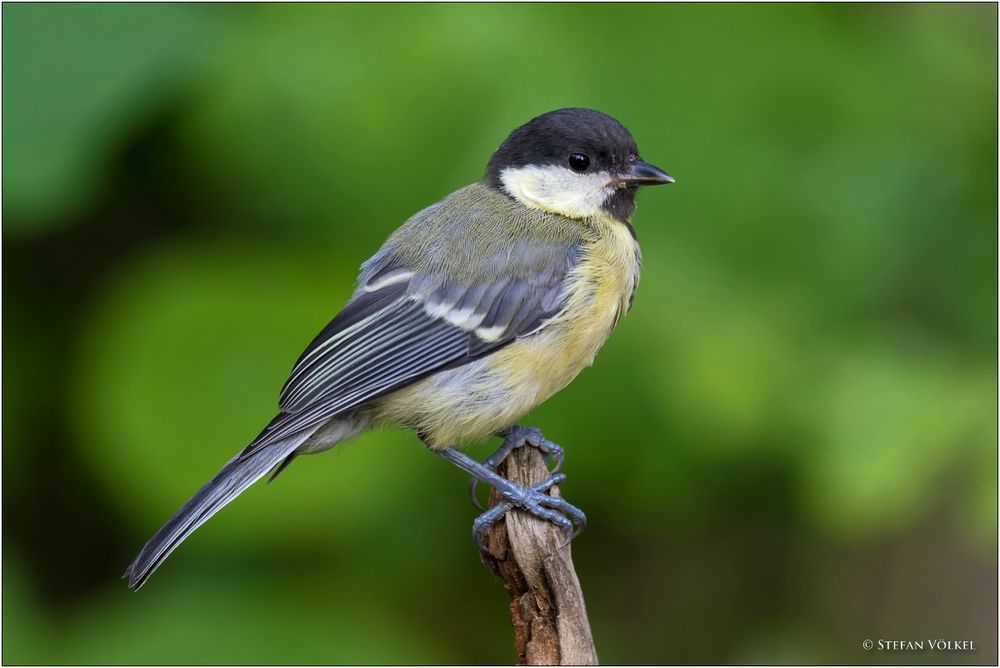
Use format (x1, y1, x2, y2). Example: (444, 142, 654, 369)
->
(500, 165, 615, 219)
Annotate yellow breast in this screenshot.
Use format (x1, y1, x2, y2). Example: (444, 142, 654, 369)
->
(374, 214, 641, 448)
(488, 214, 641, 402)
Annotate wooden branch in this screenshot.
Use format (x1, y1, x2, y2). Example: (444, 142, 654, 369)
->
(480, 446, 599, 666)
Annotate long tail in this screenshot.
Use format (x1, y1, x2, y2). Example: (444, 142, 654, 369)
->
(123, 430, 312, 590)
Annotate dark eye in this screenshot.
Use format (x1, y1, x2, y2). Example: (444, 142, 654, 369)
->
(568, 153, 590, 172)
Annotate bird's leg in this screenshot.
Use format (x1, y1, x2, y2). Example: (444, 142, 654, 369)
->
(437, 446, 586, 551)
(468, 424, 565, 510)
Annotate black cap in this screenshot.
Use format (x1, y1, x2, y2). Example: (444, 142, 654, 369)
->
(484, 108, 669, 221)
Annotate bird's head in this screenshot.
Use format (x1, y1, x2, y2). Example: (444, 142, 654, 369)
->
(484, 108, 672, 223)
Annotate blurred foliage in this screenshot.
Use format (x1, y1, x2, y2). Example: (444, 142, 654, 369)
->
(2, 3, 996, 665)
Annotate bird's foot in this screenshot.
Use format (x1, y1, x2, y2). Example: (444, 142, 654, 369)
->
(471, 473, 587, 551)
(436, 446, 585, 552)
(469, 425, 565, 510)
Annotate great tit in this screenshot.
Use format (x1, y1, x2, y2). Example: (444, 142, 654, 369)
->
(125, 108, 673, 589)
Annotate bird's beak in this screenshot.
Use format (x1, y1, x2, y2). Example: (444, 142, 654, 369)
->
(619, 160, 674, 186)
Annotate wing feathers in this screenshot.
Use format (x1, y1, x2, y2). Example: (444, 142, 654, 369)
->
(282, 300, 441, 410)
(248, 237, 581, 458)
(282, 281, 408, 395)
(246, 331, 467, 456)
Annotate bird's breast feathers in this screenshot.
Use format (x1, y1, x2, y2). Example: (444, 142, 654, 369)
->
(489, 212, 641, 398)
(374, 207, 641, 447)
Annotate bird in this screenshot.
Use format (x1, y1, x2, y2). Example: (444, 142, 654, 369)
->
(124, 107, 673, 589)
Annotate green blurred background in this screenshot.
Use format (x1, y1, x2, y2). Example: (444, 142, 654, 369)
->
(2, 3, 996, 665)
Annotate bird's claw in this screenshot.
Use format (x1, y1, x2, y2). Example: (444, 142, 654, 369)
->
(469, 425, 566, 511)
(468, 476, 485, 512)
(472, 473, 587, 551)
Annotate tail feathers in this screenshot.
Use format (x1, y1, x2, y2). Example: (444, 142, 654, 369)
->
(124, 431, 310, 590)
(267, 452, 299, 483)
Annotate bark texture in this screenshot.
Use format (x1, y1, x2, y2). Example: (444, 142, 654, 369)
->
(480, 446, 598, 666)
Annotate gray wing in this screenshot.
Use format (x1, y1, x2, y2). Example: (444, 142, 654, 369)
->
(238, 247, 579, 460)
